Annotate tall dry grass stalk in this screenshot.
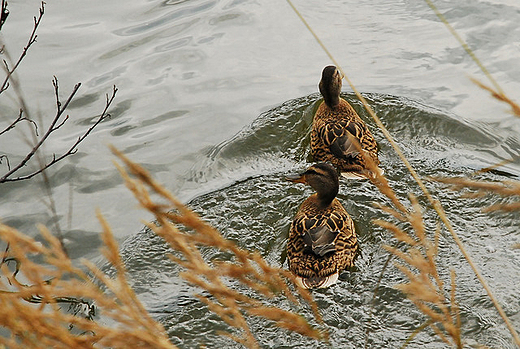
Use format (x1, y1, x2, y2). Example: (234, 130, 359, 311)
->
(111, 146, 326, 348)
(347, 140, 461, 348)
(471, 78, 520, 118)
(0, 218, 176, 348)
(0, 147, 327, 348)
(286, 1, 520, 346)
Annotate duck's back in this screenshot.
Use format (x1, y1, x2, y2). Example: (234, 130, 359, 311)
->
(311, 98, 379, 175)
(287, 196, 358, 287)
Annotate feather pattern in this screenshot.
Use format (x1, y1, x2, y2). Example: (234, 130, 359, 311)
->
(286, 163, 358, 289)
(311, 66, 381, 179)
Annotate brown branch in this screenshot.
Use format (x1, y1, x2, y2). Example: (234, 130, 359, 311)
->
(0, 154, 10, 170)
(0, 78, 81, 183)
(1, 85, 117, 183)
(0, 2, 44, 95)
(0, 0, 8, 32)
(0, 109, 38, 137)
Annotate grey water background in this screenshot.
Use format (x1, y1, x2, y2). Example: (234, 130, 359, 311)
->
(1, 0, 520, 347)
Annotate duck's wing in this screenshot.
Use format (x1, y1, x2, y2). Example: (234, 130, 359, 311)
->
(302, 225, 339, 256)
(319, 119, 367, 160)
(293, 212, 347, 257)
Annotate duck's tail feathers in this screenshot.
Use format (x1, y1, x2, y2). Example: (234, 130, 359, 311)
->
(295, 273, 339, 289)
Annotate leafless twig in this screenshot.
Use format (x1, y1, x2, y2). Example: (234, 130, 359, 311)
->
(0, 82, 117, 183)
(0, 1, 43, 94)
(0, 109, 38, 137)
(0, 78, 80, 182)
(0, 0, 8, 32)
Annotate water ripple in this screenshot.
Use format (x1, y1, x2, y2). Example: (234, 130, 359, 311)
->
(118, 93, 520, 347)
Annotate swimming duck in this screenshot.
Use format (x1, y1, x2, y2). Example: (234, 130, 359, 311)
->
(310, 65, 381, 179)
(286, 162, 358, 289)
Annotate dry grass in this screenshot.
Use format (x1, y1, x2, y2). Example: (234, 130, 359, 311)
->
(286, 2, 520, 343)
(375, 203, 462, 348)
(349, 141, 462, 348)
(0, 149, 326, 348)
(111, 146, 326, 348)
(1, 2, 519, 347)
(435, 176, 520, 213)
(0, 217, 176, 349)
(356, 87, 520, 347)
(471, 78, 520, 118)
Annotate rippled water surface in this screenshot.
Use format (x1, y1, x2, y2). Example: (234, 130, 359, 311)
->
(1, 0, 520, 348)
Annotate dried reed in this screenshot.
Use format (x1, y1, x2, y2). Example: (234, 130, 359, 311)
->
(0, 145, 328, 348)
(0, 218, 176, 349)
(286, 1, 520, 346)
(340, 135, 462, 348)
(111, 145, 327, 348)
(0, 146, 326, 348)
(471, 78, 520, 118)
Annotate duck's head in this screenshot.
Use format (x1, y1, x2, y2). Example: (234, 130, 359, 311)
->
(319, 65, 343, 108)
(287, 162, 339, 206)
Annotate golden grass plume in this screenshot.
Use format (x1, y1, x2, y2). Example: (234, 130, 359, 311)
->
(0, 217, 176, 349)
(111, 145, 326, 348)
(357, 148, 462, 348)
(0, 147, 327, 348)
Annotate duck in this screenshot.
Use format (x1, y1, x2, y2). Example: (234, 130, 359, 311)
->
(310, 65, 381, 179)
(286, 162, 358, 289)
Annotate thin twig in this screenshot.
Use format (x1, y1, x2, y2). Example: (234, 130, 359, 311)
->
(0, 2, 44, 94)
(37, 155, 68, 257)
(0, 78, 81, 183)
(0, 109, 38, 137)
(0, 0, 8, 32)
(2, 85, 117, 182)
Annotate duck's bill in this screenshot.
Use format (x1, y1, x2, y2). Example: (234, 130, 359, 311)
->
(286, 173, 306, 183)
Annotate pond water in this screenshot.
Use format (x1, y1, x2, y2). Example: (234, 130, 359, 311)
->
(1, 0, 520, 348)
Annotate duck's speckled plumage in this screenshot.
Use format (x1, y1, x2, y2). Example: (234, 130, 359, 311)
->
(311, 65, 380, 178)
(286, 163, 358, 289)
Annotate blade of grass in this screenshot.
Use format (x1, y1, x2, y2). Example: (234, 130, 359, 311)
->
(423, 0, 504, 96)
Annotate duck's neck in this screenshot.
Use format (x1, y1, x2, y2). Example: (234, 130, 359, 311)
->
(322, 92, 340, 109)
(315, 185, 338, 207)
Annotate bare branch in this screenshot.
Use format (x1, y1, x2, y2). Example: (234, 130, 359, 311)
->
(0, 154, 10, 170)
(0, 78, 81, 183)
(52, 115, 68, 131)
(0, 109, 38, 137)
(0, 0, 8, 32)
(1, 85, 118, 182)
(0, 1, 44, 95)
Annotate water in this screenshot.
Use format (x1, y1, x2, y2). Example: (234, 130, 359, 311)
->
(1, 0, 520, 347)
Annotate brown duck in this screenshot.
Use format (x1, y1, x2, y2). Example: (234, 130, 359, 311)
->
(310, 65, 381, 179)
(286, 162, 358, 289)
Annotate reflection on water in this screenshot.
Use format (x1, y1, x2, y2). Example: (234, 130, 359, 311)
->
(120, 93, 520, 348)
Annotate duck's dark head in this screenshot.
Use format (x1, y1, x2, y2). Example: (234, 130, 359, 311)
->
(287, 162, 339, 206)
(319, 65, 343, 108)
